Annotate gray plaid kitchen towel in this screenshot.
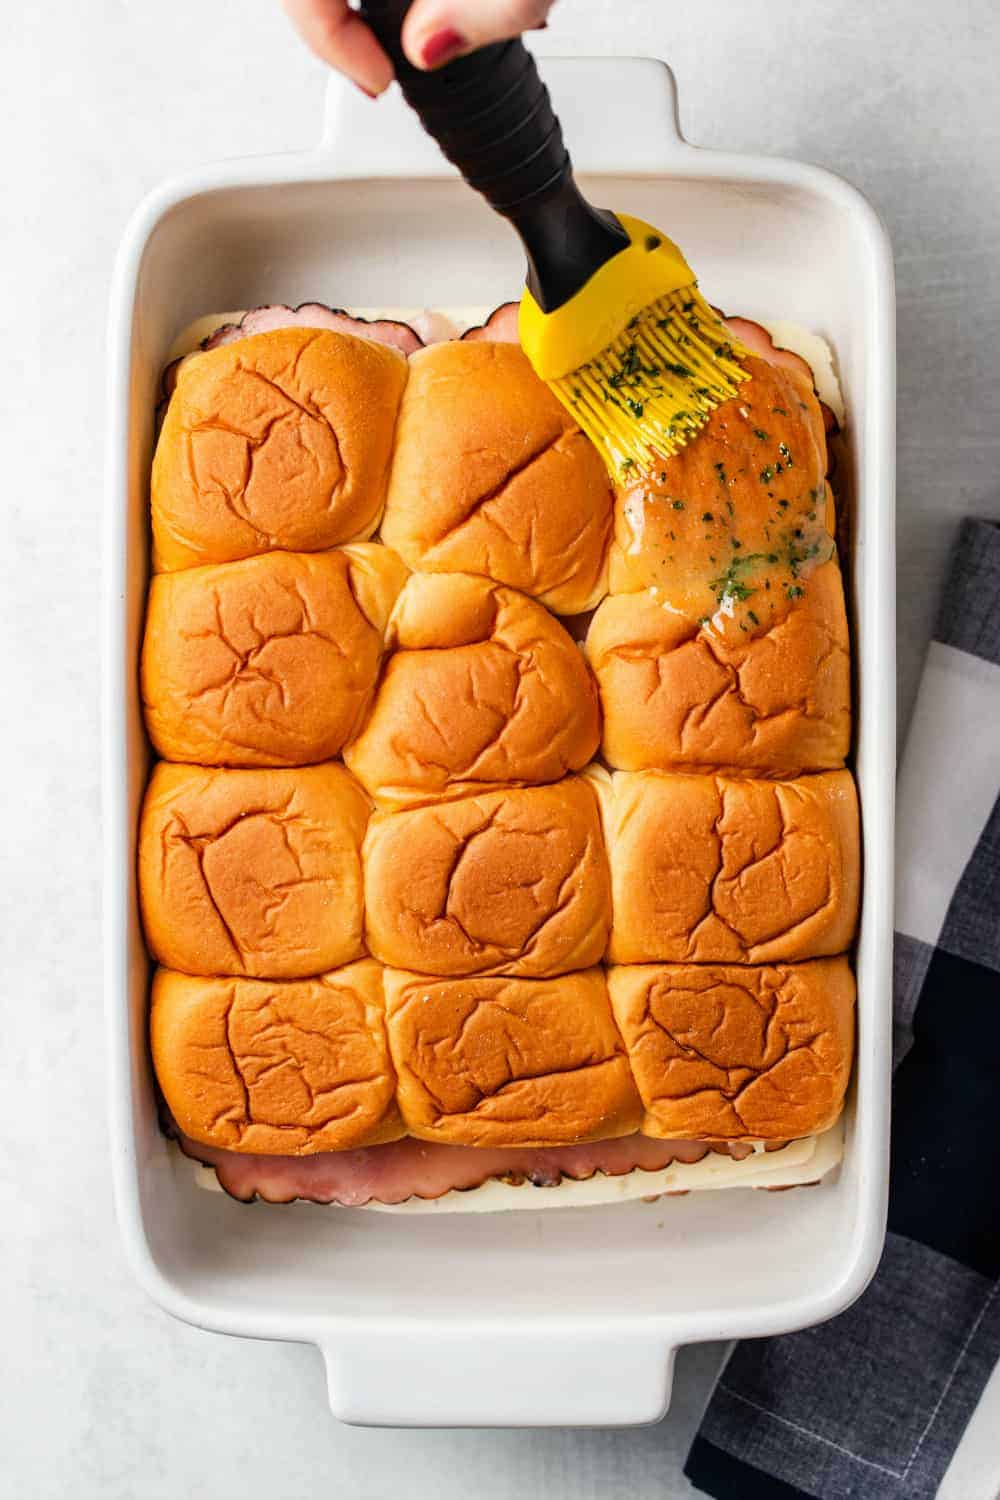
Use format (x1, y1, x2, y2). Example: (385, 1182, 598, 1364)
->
(686, 518, 1000, 1500)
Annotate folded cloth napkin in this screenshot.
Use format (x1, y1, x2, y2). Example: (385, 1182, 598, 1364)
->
(685, 518, 1000, 1500)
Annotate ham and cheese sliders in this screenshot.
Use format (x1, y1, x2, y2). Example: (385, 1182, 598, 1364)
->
(142, 304, 858, 1212)
(152, 958, 854, 1188)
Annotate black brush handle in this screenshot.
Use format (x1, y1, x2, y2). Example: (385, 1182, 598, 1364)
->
(358, 0, 628, 310)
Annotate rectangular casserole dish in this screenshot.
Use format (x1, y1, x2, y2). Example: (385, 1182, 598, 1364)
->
(103, 55, 896, 1428)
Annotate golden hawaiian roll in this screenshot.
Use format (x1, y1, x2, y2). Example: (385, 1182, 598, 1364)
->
(607, 958, 855, 1141)
(610, 355, 833, 609)
(585, 560, 850, 774)
(593, 768, 859, 964)
(383, 968, 641, 1147)
(344, 572, 601, 807)
(141, 544, 408, 766)
(152, 327, 408, 571)
(139, 762, 370, 979)
(151, 961, 404, 1154)
(379, 341, 612, 614)
(363, 777, 611, 977)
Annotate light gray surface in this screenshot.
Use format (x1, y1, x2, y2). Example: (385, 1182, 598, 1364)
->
(4, 1, 998, 1496)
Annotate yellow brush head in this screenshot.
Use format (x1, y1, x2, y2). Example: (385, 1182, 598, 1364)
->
(519, 213, 749, 480)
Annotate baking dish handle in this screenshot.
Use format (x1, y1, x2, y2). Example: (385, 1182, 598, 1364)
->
(319, 55, 695, 178)
(321, 1327, 674, 1427)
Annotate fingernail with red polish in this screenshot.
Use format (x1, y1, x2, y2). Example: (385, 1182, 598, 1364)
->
(421, 27, 466, 68)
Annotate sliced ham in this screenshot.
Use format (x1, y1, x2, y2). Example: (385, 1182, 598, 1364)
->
(723, 314, 815, 380)
(457, 305, 838, 433)
(200, 303, 424, 356)
(456, 305, 815, 381)
(159, 356, 184, 404)
(462, 301, 520, 343)
(723, 314, 838, 434)
(175, 1128, 766, 1207)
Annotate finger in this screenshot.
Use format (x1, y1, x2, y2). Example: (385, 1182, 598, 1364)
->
(402, 0, 555, 70)
(282, 0, 395, 95)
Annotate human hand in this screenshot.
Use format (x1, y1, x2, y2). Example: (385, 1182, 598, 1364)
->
(282, 0, 556, 96)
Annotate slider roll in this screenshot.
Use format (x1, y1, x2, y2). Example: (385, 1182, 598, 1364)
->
(141, 544, 408, 767)
(608, 959, 855, 1141)
(139, 762, 370, 980)
(607, 354, 832, 602)
(345, 572, 601, 807)
(363, 777, 612, 978)
(381, 341, 612, 614)
(383, 968, 642, 1147)
(152, 327, 408, 571)
(151, 962, 404, 1155)
(586, 562, 851, 775)
(594, 768, 860, 965)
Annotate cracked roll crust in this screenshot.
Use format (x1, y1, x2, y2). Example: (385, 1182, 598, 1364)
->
(363, 778, 612, 978)
(152, 327, 408, 571)
(139, 762, 371, 980)
(594, 769, 860, 964)
(150, 961, 404, 1154)
(383, 968, 642, 1147)
(607, 958, 855, 1140)
(585, 560, 850, 774)
(379, 342, 613, 614)
(141, 544, 408, 766)
(344, 572, 601, 807)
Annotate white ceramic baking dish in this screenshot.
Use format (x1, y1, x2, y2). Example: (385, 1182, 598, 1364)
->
(103, 56, 896, 1428)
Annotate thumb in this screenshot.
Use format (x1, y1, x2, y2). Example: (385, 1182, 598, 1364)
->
(401, 0, 555, 70)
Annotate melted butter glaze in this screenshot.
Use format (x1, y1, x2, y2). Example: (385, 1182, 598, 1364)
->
(612, 355, 835, 631)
